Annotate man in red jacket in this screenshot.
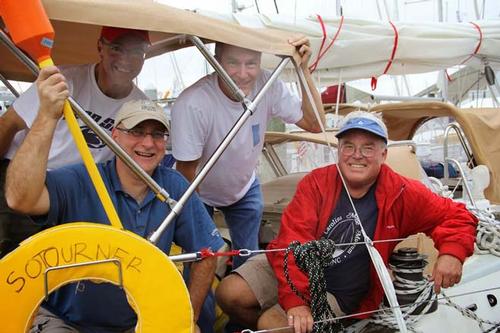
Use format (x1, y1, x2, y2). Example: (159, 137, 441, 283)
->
(216, 111, 478, 333)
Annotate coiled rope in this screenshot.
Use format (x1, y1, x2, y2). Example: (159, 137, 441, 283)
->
(370, 262, 436, 332)
(470, 206, 500, 256)
(283, 239, 342, 333)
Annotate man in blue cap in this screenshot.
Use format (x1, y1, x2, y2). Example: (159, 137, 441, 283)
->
(216, 111, 477, 333)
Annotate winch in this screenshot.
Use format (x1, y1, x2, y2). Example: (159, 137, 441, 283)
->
(386, 247, 437, 315)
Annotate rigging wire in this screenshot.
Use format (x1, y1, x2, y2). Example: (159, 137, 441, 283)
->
(254, 0, 260, 14)
(240, 285, 500, 333)
(168, 237, 411, 262)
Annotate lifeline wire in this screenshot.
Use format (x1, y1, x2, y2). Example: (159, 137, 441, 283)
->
(169, 237, 409, 262)
(240, 285, 500, 333)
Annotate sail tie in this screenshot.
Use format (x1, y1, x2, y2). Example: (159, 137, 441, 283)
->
(460, 22, 483, 65)
(309, 15, 344, 73)
(371, 21, 399, 90)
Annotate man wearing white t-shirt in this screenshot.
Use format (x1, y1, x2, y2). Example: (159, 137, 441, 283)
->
(0, 27, 149, 257)
(171, 36, 325, 269)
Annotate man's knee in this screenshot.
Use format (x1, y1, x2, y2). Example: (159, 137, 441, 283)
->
(216, 274, 258, 310)
(257, 305, 288, 331)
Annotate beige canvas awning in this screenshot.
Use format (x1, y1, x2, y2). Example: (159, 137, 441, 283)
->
(372, 102, 500, 204)
(265, 102, 500, 204)
(0, 0, 297, 82)
(264, 130, 339, 147)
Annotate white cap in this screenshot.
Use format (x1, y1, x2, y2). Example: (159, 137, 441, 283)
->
(115, 100, 169, 130)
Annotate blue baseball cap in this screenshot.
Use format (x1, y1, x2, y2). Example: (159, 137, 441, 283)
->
(336, 116, 388, 142)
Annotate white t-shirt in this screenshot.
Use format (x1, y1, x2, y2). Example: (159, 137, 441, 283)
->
(171, 70, 302, 207)
(5, 64, 147, 169)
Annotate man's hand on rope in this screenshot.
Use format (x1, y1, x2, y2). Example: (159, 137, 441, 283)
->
(287, 305, 314, 333)
(430, 254, 463, 294)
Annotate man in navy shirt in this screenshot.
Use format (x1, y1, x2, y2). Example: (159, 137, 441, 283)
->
(5, 66, 224, 332)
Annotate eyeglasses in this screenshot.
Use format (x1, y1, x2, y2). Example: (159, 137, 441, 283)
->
(340, 143, 379, 158)
(101, 39, 147, 59)
(116, 127, 168, 141)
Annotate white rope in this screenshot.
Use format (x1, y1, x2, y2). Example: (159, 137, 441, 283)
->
(469, 206, 500, 256)
(390, 265, 430, 295)
(441, 293, 500, 332)
(369, 261, 437, 333)
(426, 176, 454, 198)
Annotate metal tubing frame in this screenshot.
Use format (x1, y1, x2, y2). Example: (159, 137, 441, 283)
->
(443, 123, 474, 180)
(0, 29, 176, 207)
(44, 258, 123, 300)
(269, 145, 287, 176)
(445, 157, 477, 208)
(262, 142, 287, 177)
(261, 145, 281, 178)
(188, 35, 246, 103)
(370, 94, 445, 102)
(149, 56, 291, 244)
(387, 140, 417, 152)
(169, 252, 201, 263)
(0, 72, 20, 98)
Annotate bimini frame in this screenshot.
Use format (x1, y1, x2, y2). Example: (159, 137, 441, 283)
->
(0, 0, 322, 244)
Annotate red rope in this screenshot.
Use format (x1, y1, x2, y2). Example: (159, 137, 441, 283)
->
(371, 21, 399, 91)
(445, 69, 452, 82)
(309, 14, 327, 73)
(309, 15, 344, 73)
(460, 21, 483, 65)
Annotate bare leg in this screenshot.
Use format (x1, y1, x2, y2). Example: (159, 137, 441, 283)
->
(258, 305, 292, 332)
(215, 273, 261, 329)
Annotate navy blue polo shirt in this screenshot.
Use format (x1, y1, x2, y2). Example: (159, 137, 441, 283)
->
(38, 159, 223, 332)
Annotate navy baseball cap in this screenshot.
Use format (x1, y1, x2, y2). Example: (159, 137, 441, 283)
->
(336, 114, 388, 142)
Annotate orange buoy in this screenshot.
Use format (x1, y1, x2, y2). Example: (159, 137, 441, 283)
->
(0, 0, 54, 63)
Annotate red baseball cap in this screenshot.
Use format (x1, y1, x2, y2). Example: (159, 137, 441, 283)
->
(100, 27, 150, 44)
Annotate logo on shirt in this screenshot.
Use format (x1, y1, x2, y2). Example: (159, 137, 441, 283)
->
(323, 212, 362, 266)
(79, 111, 115, 149)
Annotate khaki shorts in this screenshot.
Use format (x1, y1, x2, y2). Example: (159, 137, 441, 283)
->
(234, 254, 345, 316)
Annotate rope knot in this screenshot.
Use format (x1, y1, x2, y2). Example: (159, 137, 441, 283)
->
(284, 239, 341, 333)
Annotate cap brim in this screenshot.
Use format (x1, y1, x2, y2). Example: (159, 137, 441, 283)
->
(121, 115, 169, 129)
(336, 126, 387, 142)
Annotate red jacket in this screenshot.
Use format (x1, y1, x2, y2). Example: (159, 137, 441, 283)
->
(266, 164, 478, 317)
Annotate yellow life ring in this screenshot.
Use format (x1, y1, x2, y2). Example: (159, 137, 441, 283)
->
(0, 222, 193, 332)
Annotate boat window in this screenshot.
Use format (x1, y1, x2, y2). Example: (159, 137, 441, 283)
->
(413, 117, 469, 179)
(257, 140, 337, 183)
